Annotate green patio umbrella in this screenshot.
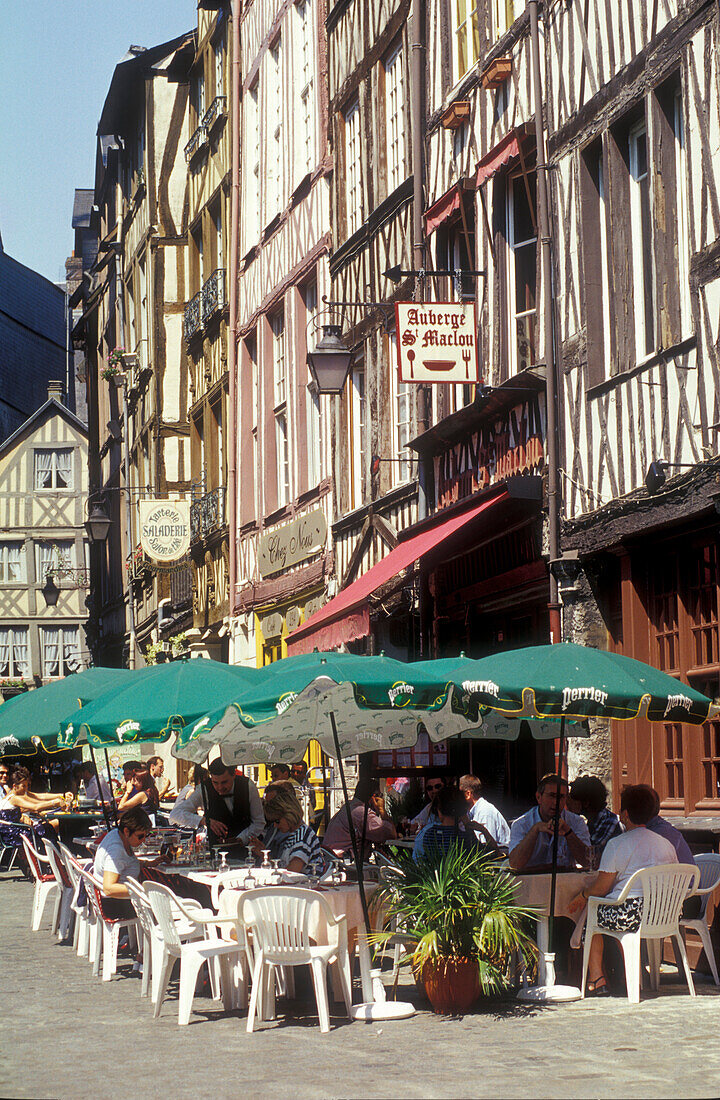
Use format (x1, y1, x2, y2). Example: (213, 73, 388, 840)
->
(0, 666, 133, 757)
(452, 642, 717, 1001)
(172, 651, 492, 765)
(58, 658, 258, 749)
(451, 642, 716, 724)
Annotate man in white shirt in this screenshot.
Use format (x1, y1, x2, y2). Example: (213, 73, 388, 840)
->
(509, 773, 591, 872)
(77, 761, 112, 803)
(568, 784, 679, 995)
(459, 774, 511, 850)
(170, 758, 264, 852)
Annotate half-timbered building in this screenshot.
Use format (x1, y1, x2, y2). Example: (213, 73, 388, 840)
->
(286, 0, 423, 660)
(81, 36, 194, 668)
(0, 386, 90, 688)
(183, 2, 233, 661)
(233, 0, 335, 672)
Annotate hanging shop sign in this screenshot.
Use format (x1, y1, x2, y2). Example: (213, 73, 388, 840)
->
(139, 500, 191, 562)
(260, 611, 284, 640)
(395, 302, 479, 384)
(434, 395, 545, 509)
(258, 508, 327, 579)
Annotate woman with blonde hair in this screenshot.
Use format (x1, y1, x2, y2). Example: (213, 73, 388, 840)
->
(251, 785, 327, 874)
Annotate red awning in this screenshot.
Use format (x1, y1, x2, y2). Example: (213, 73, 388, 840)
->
(286, 489, 508, 655)
(475, 131, 521, 187)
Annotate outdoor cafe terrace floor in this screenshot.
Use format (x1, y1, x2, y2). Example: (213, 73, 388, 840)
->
(2, 877, 720, 1100)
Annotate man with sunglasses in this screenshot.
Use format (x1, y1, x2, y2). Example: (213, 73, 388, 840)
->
(407, 776, 446, 834)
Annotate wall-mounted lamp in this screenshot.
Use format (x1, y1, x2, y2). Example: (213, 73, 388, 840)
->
(307, 325, 354, 395)
(644, 459, 698, 495)
(41, 573, 60, 608)
(85, 501, 112, 544)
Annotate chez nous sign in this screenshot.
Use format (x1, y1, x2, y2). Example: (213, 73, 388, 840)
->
(434, 394, 545, 509)
(258, 508, 327, 579)
(395, 302, 480, 384)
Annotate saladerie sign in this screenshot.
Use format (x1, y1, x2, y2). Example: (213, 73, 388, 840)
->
(395, 302, 479, 384)
(139, 500, 190, 562)
(258, 508, 327, 579)
(434, 395, 545, 509)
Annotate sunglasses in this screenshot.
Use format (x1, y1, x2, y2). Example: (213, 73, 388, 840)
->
(426, 783, 443, 792)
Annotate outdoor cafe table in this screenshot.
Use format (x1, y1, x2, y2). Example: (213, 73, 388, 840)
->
(514, 869, 599, 983)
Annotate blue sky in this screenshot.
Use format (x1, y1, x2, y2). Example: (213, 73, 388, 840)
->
(0, 1, 195, 286)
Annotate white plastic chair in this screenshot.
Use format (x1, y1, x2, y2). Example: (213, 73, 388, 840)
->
(145, 881, 246, 1026)
(239, 886, 353, 1034)
(79, 865, 140, 981)
(582, 862, 699, 1003)
(210, 869, 253, 910)
(21, 834, 60, 933)
(126, 878, 223, 1003)
(680, 853, 720, 986)
(42, 838, 74, 941)
(58, 843, 94, 959)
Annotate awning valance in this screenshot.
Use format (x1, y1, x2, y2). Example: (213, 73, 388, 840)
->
(475, 130, 521, 187)
(286, 489, 508, 655)
(424, 179, 473, 235)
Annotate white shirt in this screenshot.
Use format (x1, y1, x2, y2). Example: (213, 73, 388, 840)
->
(169, 776, 264, 843)
(93, 828, 140, 884)
(85, 775, 111, 802)
(468, 796, 511, 848)
(412, 803, 436, 829)
(509, 806, 591, 869)
(599, 827, 677, 899)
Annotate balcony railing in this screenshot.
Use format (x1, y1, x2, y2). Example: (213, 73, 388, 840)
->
(202, 96, 226, 132)
(191, 487, 226, 542)
(184, 292, 202, 343)
(184, 124, 207, 163)
(201, 268, 226, 324)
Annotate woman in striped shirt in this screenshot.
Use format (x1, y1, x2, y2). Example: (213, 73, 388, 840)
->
(252, 785, 327, 874)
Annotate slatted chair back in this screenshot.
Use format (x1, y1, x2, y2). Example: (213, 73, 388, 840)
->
(144, 881, 185, 952)
(239, 887, 336, 965)
(621, 863, 700, 936)
(42, 838, 71, 888)
(693, 854, 720, 920)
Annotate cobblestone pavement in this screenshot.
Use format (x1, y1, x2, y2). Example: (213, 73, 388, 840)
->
(2, 873, 719, 1100)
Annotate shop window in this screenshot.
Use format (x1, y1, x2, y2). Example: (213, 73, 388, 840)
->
(650, 553, 679, 673)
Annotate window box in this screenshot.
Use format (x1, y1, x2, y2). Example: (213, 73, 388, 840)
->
(481, 57, 512, 89)
(440, 101, 471, 131)
(0, 681, 28, 700)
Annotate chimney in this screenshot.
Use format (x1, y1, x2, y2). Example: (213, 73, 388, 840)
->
(48, 381, 65, 404)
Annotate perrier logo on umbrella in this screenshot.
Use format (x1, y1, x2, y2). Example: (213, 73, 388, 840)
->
(388, 681, 415, 707)
(115, 719, 141, 743)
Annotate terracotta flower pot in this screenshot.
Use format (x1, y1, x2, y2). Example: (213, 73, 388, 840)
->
(420, 957, 481, 1015)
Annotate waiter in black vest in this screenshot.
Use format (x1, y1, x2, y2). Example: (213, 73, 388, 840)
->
(170, 758, 265, 853)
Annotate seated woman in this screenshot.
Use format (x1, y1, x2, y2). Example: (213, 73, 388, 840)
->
(251, 787, 327, 874)
(568, 784, 678, 995)
(92, 807, 212, 918)
(0, 765, 63, 859)
(568, 775, 623, 862)
(117, 767, 160, 824)
(175, 763, 206, 806)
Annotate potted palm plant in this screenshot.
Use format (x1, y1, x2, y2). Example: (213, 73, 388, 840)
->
(373, 844, 537, 1014)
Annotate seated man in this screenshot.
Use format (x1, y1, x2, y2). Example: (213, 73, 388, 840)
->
(459, 774, 511, 851)
(641, 785, 695, 865)
(568, 775, 623, 860)
(147, 755, 174, 801)
(75, 761, 112, 804)
(413, 787, 475, 862)
(568, 784, 678, 995)
(509, 773, 591, 872)
(322, 777, 396, 858)
(170, 758, 264, 853)
(408, 776, 446, 833)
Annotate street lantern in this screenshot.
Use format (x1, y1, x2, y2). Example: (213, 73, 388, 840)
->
(307, 325, 353, 395)
(41, 573, 60, 608)
(85, 501, 112, 544)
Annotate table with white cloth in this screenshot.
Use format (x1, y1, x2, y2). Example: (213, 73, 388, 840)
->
(217, 881, 379, 1005)
(514, 870, 599, 983)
